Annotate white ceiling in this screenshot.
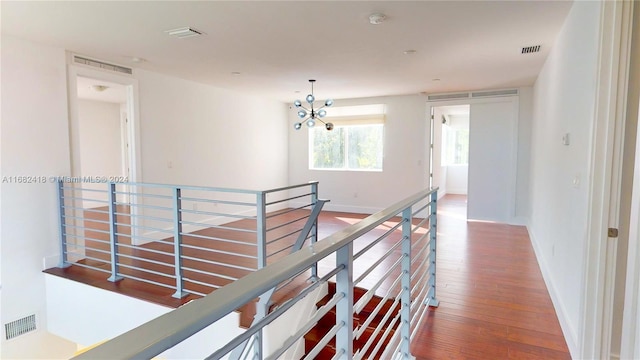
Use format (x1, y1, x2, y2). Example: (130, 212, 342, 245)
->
(77, 76, 127, 104)
(1, 1, 573, 102)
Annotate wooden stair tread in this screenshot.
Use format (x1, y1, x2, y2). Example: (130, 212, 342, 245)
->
(303, 281, 400, 359)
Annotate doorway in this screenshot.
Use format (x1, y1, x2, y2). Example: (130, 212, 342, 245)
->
(428, 96, 519, 224)
(75, 76, 130, 206)
(431, 104, 470, 216)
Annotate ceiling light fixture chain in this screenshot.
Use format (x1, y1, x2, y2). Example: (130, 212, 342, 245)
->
(293, 79, 334, 131)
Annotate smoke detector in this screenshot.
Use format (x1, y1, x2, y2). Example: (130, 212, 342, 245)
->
(369, 13, 387, 25)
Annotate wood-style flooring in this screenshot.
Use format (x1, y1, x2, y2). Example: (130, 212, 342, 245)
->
(44, 194, 570, 359)
(410, 195, 571, 359)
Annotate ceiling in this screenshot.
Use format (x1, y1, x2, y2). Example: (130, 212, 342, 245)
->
(1, 1, 573, 102)
(77, 76, 127, 104)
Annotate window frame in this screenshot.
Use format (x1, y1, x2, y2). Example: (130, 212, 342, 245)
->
(308, 122, 384, 172)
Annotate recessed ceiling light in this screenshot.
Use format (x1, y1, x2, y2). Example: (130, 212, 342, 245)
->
(403, 50, 417, 55)
(165, 27, 204, 39)
(369, 13, 387, 25)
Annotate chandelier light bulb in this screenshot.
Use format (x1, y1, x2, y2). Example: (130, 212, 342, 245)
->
(325, 99, 334, 107)
(294, 122, 302, 130)
(318, 109, 327, 118)
(326, 122, 334, 131)
(306, 94, 315, 104)
(294, 100, 302, 107)
(297, 110, 307, 118)
(307, 119, 316, 127)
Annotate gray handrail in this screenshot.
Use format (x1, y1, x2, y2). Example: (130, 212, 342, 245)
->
(72, 187, 437, 360)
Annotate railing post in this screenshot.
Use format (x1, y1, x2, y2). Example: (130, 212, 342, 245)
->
(172, 188, 187, 298)
(255, 191, 267, 359)
(107, 182, 123, 282)
(57, 180, 71, 268)
(335, 243, 354, 359)
(310, 182, 319, 280)
(428, 191, 440, 307)
(256, 191, 267, 269)
(400, 206, 414, 359)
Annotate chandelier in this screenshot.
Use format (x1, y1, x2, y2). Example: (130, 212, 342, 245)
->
(293, 79, 335, 131)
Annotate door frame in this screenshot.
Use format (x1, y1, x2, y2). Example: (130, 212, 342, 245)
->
(67, 61, 141, 184)
(426, 95, 519, 224)
(580, 0, 634, 358)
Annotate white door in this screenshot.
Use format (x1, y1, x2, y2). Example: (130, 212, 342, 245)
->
(467, 99, 517, 223)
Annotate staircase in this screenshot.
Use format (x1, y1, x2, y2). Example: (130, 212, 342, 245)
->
(304, 282, 399, 359)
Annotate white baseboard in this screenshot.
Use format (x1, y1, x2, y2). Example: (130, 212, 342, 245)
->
(510, 216, 528, 226)
(526, 223, 579, 358)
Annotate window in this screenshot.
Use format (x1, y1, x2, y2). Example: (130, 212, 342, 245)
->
(442, 125, 469, 165)
(309, 105, 385, 171)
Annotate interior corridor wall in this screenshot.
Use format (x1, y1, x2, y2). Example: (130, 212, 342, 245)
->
(135, 69, 288, 191)
(0, 35, 77, 359)
(528, 1, 601, 356)
(0, 36, 289, 358)
(77, 99, 123, 207)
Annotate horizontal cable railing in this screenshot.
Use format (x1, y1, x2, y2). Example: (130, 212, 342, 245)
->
(71, 187, 439, 360)
(57, 180, 321, 298)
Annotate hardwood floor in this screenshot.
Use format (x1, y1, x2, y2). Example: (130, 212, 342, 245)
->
(44, 194, 570, 359)
(411, 195, 570, 359)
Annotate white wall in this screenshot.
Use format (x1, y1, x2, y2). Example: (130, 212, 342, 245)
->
(0, 35, 77, 359)
(136, 69, 288, 191)
(444, 113, 469, 195)
(0, 35, 290, 358)
(516, 87, 533, 221)
(289, 95, 427, 213)
(77, 99, 123, 207)
(445, 166, 468, 195)
(432, 107, 447, 197)
(528, 2, 601, 357)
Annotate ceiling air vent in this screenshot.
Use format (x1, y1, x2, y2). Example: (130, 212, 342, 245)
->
(522, 45, 541, 54)
(5, 314, 37, 340)
(73, 55, 133, 75)
(165, 27, 204, 39)
(471, 89, 519, 98)
(427, 92, 470, 101)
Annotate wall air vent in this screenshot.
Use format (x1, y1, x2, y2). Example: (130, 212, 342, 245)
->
(73, 55, 133, 75)
(471, 89, 519, 98)
(427, 92, 470, 101)
(427, 89, 518, 101)
(4, 314, 37, 340)
(522, 45, 541, 54)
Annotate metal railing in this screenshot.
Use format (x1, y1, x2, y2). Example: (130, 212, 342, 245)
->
(72, 187, 439, 360)
(57, 180, 322, 298)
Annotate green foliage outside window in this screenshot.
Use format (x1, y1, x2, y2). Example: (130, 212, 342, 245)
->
(311, 125, 383, 171)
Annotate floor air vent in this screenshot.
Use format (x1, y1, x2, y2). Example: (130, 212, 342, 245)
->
(73, 55, 133, 75)
(4, 314, 37, 340)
